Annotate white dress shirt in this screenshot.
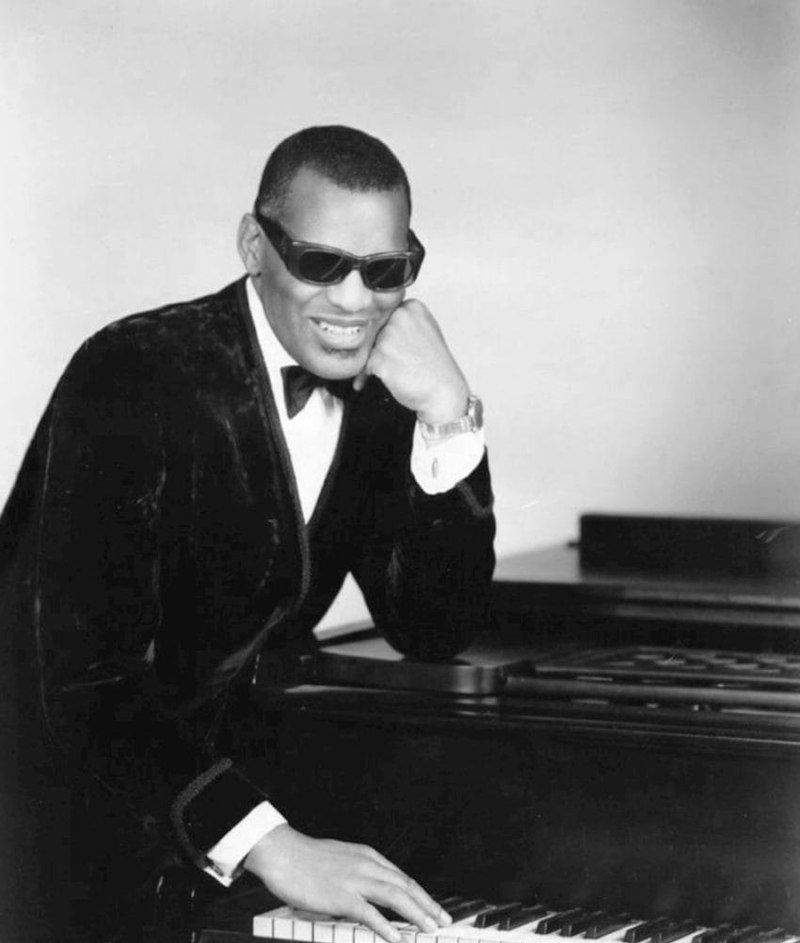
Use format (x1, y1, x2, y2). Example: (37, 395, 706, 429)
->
(205, 278, 486, 883)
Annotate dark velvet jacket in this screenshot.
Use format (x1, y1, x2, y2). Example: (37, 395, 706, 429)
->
(0, 278, 495, 936)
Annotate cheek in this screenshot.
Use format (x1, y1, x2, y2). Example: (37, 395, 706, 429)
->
(279, 283, 325, 327)
(375, 291, 404, 320)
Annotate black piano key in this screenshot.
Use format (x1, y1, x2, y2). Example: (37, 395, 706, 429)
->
(500, 905, 549, 931)
(693, 925, 766, 943)
(561, 911, 609, 937)
(536, 908, 587, 935)
(626, 919, 674, 943)
(738, 930, 794, 943)
(437, 896, 467, 910)
(726, 927, 770, 943)
(447, 899, 491, 922)
(585, 914, 634, 939)
(652, 921, 699, 943)
(474, 903, 526, 928)
(692, 925, 737, 943)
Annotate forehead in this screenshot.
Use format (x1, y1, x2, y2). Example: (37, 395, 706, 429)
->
(280, 167, 410, 254)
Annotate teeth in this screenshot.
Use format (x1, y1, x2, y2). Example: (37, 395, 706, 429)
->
(318, 321, 362, 337)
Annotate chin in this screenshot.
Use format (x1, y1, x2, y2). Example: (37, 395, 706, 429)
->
(314, 349, 365, 379)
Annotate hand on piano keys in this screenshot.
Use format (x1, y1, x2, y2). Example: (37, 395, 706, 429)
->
(243, 826, 452, 943)
(253, 898, 800, 943)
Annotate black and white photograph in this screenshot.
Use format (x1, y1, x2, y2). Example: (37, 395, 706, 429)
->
(1, 2, 799, 941)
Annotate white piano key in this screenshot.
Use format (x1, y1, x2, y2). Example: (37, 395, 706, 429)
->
(458, 929, 536, 942)
(253, 905, 294, 938)
(313, 921, 338, 943)
(428, 915, 533, 942)
(293, 909, 339, 941)
(443, 924, 496, 939)
(252, 907, 796, 943)
(333, 920, 358, 943)
(293, 916, 317, 941)
(252, 911, 274, 937)
(275, 912, 302, 940)
(354, 926, 377, 943)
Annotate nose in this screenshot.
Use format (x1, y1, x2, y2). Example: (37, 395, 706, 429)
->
(326, 268, 374, 313)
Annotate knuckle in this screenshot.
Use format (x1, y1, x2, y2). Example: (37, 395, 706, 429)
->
(349, 897, 370, 917)
(355, 847, 376, 865)
(386, 884, 410, 906)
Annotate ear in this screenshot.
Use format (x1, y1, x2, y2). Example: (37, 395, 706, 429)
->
(237, 213, 263, 276)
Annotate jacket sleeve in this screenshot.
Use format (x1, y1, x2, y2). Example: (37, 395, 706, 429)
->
(1, 336, 268, 871)
(350, 393, 496, 660)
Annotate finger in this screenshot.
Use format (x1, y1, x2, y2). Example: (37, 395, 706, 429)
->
(350, 899, 404, 943)
(361, 345, 385, 382)
(379, 871, 452, 926)
(352, 367, 368, 392)
(359, 854, 440, 908)
(365, 878, 447, 933)
(397, 877, 452, 926)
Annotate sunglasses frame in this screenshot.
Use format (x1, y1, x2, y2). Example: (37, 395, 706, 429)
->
(254, 212, 425, 292)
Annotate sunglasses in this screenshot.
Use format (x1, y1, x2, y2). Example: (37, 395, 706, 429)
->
(255, 212, 425, 292)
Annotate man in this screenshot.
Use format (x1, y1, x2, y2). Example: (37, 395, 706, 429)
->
(0, 126, 495, 941)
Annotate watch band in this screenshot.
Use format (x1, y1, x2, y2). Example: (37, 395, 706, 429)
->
(419, 395, 484, 441)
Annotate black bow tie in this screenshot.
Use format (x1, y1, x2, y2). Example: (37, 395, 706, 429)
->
(281, 365, 354, 418)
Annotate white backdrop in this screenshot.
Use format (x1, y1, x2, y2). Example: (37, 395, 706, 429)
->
(2, 0, 799, 626)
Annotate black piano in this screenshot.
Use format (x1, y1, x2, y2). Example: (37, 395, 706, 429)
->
(195, 514, 800, 943)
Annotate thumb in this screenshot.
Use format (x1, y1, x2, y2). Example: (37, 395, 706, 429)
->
(352, 366, 369, 392)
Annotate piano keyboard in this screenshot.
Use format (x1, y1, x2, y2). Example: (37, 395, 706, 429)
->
(252, 899, 800, 943)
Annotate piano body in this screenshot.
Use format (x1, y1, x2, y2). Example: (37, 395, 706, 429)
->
(198, 514, 800, 942)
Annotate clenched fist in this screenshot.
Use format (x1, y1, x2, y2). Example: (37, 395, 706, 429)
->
(354, 300, 471, 426)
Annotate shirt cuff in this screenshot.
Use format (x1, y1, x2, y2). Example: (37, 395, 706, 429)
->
(203, 801, 287, 886)
(410, 422, 486, 494)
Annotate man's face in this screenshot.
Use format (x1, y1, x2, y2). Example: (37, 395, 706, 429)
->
(251, 167, 410, 380)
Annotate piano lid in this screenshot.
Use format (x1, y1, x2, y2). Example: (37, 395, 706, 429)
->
(494, 514, 800, 633)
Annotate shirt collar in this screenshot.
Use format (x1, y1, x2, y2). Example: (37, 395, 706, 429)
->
(246, 276, 299, 422)
(246, 276, 297, 372)
(245, 276, 345, 421)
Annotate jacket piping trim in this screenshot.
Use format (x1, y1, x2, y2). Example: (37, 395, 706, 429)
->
(233, 279, 311, 608)
(170, 756, 233, 868)
(456, 479, 494, 519)
(306, 399, 351, 536)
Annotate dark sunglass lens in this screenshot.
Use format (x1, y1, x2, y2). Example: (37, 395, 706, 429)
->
(297, 250, 349, 284)
(365, 256, 411, 290)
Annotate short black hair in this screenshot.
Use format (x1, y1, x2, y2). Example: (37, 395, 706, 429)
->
(254, 125, 412, 219)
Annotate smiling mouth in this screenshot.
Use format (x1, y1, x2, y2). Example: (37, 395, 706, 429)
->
(311, 319, 371, 352)
(315, 319, 364, 339)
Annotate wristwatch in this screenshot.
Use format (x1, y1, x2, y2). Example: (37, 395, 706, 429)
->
(419, 395, 484, 440)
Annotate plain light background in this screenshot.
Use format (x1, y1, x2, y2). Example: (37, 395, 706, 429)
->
(2, 0, 799, 627)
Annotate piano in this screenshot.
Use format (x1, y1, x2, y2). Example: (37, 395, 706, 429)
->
(190, 514, 800, 943)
